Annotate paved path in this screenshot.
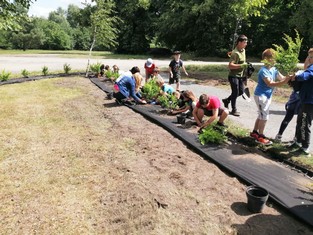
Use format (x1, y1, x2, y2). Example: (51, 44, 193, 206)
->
(0, 54, 302, 148)
(0, 54, 228, 74)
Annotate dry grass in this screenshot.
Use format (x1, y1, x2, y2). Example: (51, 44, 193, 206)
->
(0, 77, 311, 234)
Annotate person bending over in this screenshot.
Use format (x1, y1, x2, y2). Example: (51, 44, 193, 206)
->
(171, 90, 197, 116)
(193, 94, 229, 132)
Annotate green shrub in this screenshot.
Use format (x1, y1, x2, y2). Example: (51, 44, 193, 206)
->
(273, 30, 302, 74)
(142, 79, 160, 100)
(0, 69, 11, 81)
(90, 62, 101, 73)
(21, 69, 29, 78)
(42, 66, 49, 76)
(63, 63, 72, 74)
(105, 70, 119, 80)
(199, 125, 227, 145)
(158, 93, 178, 109)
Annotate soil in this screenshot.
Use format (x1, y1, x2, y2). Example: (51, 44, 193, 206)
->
(0, 77, 312, 234)
(95, 79, 312, 234)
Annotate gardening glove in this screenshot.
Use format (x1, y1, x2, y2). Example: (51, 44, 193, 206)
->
(240, 63, 248, 69)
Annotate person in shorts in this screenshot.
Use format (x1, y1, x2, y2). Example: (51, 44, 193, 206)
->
(168, 51, 188, 91)
(250, 48, 290, 145)
(193, 94, 229, 132)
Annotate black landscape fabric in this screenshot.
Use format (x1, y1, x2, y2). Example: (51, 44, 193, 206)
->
(90, 77, 313, 228)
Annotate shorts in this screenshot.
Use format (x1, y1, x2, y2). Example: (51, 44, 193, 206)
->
(169, 74, 181, 84)
(254, 95, 271, 120)
(202, 107, 224, 117)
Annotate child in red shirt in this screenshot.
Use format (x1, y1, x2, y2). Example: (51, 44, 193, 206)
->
(144, 58, 156, 82)
(193, 94, 229, 131)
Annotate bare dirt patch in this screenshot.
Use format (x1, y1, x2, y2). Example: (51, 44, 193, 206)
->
(0, 77, 311, 234)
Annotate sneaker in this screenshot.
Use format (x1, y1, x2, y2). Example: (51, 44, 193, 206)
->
(256, 136, 272, 145)
(230, 110, 240, 117)
(275, 134, 282, 143)
(293, 148, 311, 157)
(216, 122, 228, 128)
(250, 131, 259, 139)
(287, 140, 301, 149)
(222, 98, 230, 109)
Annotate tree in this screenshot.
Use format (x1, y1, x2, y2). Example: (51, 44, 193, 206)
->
(115, 0, 154, 53)
(289, 0, 313, 56)
(0, 0, 35, 30)
(85, 0, 119, 76)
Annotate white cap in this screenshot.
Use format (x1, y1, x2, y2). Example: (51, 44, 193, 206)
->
(146, 58, 153, 68)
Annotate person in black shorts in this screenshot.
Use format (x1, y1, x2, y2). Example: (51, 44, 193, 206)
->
(169, 51, 188, 91)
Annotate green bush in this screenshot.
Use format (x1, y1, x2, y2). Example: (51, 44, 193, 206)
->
(42, 66, 49, 76)
(273, 30, 302, 74)
(21, 69, 29, 78)
(142, 79, 160, 100)
(90, 62, 101, 73)
(63, 63, 72, 74)
(158, 93, 178, 109)
(0, 69, 11, 81)
(105, 70, 119, 80)
(199, 125, 227, 145)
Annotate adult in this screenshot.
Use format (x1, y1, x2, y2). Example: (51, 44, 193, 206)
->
(113, 66, 147, 104)
(144, 58, 156, 82)
(222, 35, 249, 116)
(290, 48, 313, 156)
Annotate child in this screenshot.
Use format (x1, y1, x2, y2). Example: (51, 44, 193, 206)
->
(193, 94, 229, 131)
(275, 90, 301, 142)
(169, 51, 188, 91)
(151, 67, 163, 80)
(171, 90, 197, 117)
(156, 78, 180, 99)
(250, 48, 290, 145)
(289, 48, 313, 155)
(144, 58, 156, 82)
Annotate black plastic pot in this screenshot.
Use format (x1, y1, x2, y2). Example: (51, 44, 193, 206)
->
(177, 115, 186, 124)
(246, 186, 269, 213)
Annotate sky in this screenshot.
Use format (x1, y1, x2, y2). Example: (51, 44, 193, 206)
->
(28, 0, 90, 18)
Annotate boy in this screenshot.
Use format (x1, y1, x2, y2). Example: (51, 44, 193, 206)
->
(289, 48, 313, 156)
(250, 48, 290, 145)
(193, 94, 229, 131)
(222, 35, 249, 117)
(169, 51, 188, 91)
(144, 58, 156, 82)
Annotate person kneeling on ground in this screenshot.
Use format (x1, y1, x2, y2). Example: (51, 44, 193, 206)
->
(113, 66, 147, 105)
(250, 48, 290, 145)
(170, 90, 197, 117)
(156, 78, 180, 99)
(193, 94, 229, 132)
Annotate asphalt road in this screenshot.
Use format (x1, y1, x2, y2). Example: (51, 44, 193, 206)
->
(0, 54, 228, 74)
(0, 54, 303, 148)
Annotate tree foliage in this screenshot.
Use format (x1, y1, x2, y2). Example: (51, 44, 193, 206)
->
(0, 0, 312, 60)
(0, 0, 35, 30)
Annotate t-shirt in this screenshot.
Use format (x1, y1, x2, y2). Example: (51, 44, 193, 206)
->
(144, 63, 155, 76)
(169, 59, 183, 78)
(196, 95, 220, 110)
(161, 84, 175, 94)
(254, 66, 278, 99)
(229, 47, 246, 77)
